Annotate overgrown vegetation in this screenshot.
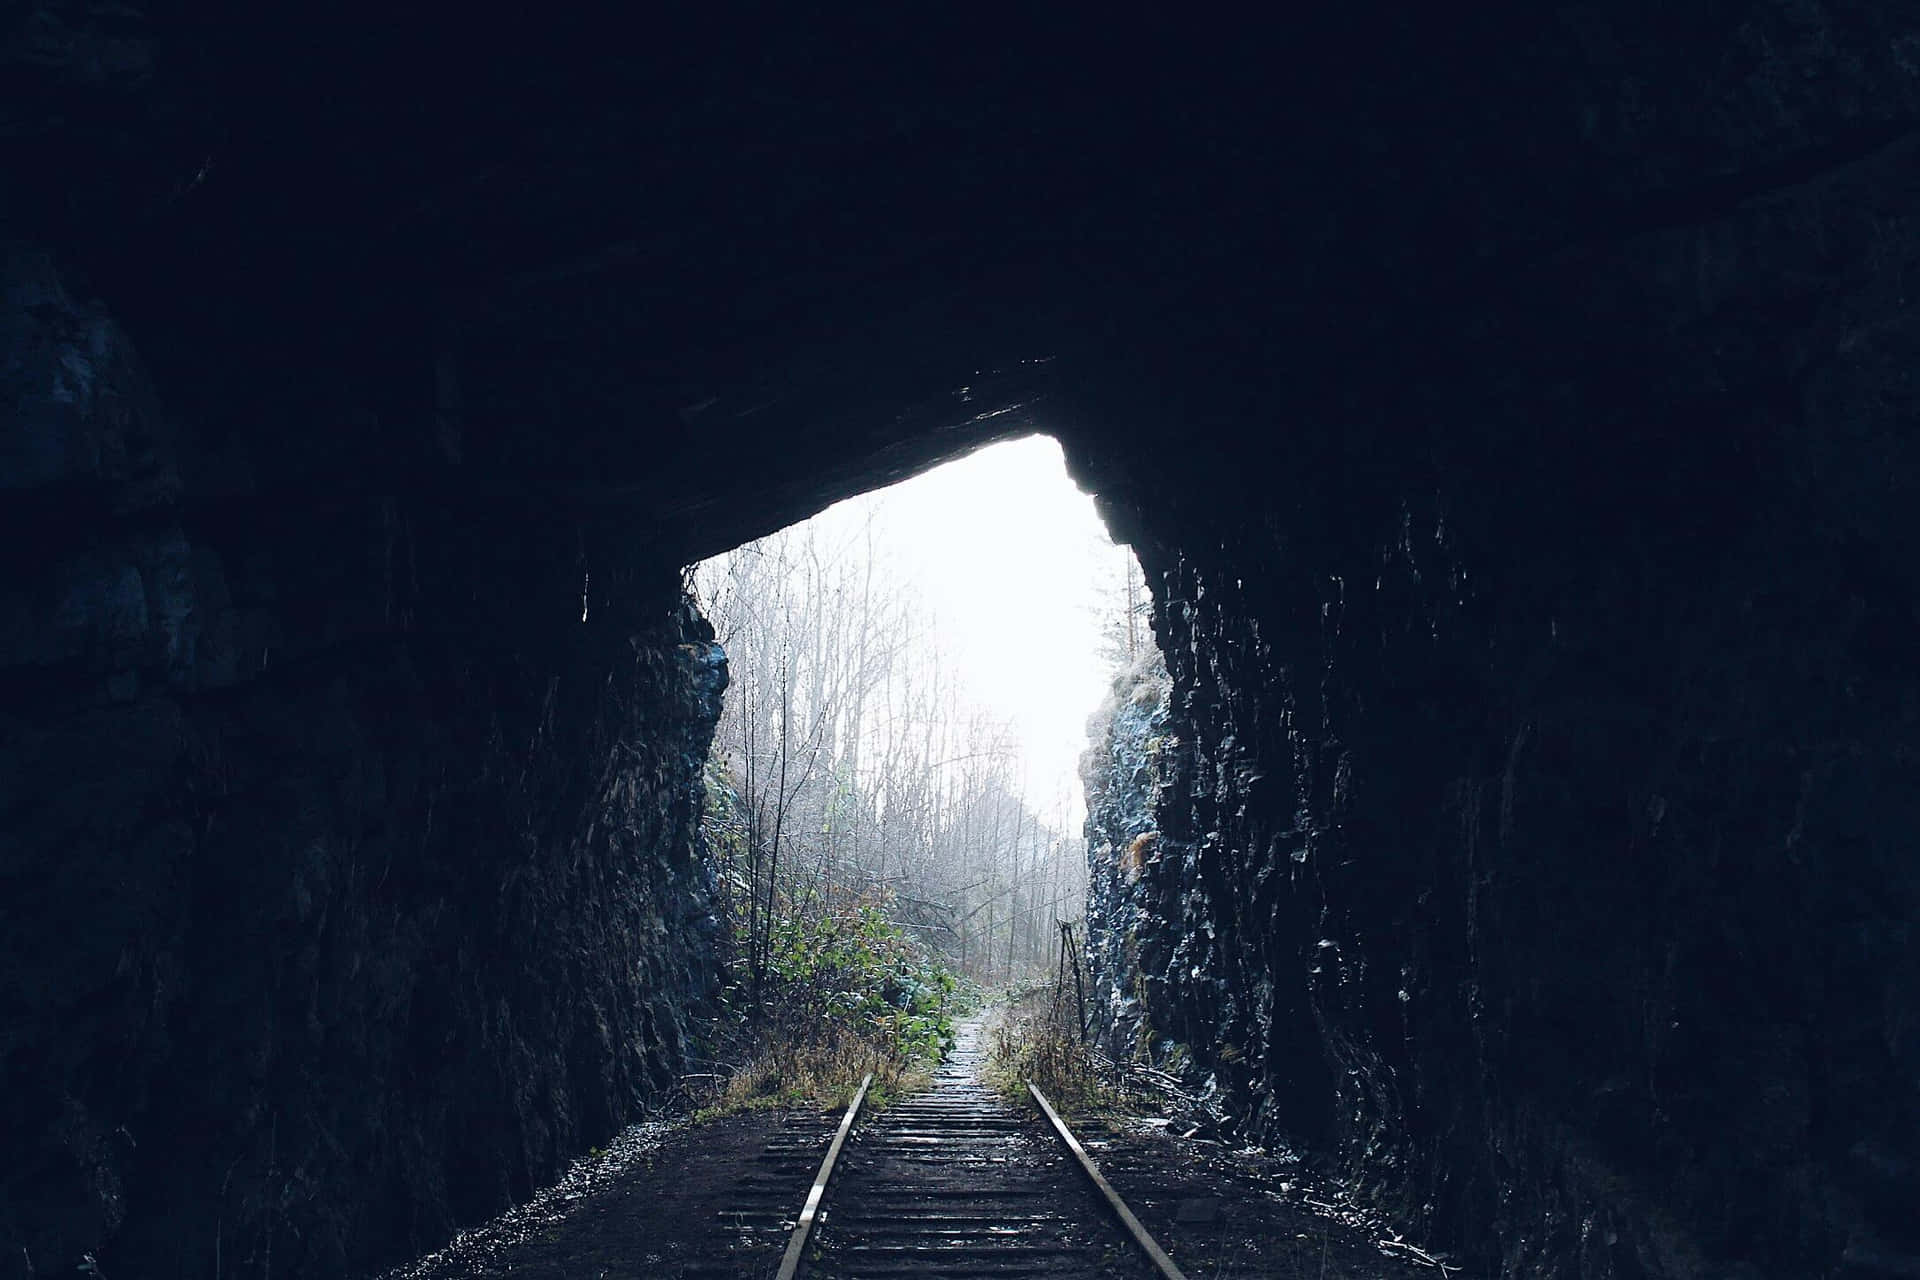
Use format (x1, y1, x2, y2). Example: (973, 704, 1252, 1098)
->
(685, 507, 1098, 1114)
(704, 891, 963, 1114)
(691, 516, 1089, 990)
(985, 979, 1116, 1114)
(683, 458, 1151, 1114)
(694, 767, 968, 1114)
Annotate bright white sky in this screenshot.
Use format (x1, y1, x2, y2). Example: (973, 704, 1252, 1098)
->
(798, 434, 1134, 829)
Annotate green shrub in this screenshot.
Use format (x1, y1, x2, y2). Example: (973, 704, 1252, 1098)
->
(708, 891, 958, 1114)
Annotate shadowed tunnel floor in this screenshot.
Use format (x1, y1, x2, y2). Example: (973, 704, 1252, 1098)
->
(380, 1019, 1439, 1280)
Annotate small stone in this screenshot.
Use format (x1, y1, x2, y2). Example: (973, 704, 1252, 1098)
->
(1174, 1197, 1223, 1224)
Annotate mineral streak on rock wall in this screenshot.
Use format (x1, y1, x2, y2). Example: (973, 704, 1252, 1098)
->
(1, 244, 728, 1277)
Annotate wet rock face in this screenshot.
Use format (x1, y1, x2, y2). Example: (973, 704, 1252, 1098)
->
(1, 246, 728, 1275)
(1079, 654, 1173, 1064)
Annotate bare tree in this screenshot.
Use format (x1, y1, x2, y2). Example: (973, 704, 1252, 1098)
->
(693, 519, 1088, 994)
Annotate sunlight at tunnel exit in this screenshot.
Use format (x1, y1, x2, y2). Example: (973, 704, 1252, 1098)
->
(695, 434, 1142, 830)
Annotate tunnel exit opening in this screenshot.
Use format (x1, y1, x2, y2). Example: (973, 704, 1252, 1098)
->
(686, 435, 1161, 1058)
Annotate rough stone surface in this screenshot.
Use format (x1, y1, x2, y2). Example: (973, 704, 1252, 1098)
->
(1080, 652, 1175, 1067)
(1077, 128, 1920, 1278)
(1, 244, 728, 1276)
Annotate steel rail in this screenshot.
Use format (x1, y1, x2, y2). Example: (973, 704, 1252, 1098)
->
(774, 1072, 872, 1280)
(1028, 1081, 1190, 1280)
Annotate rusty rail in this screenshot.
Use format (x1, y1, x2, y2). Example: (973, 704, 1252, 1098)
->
(1028, 1081, 1189, 1280)
(774, 1072, 872, 1280)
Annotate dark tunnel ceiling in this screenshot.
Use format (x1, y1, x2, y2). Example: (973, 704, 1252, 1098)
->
(15, 6, 1889, 556)
(9, 6, 1914, 563)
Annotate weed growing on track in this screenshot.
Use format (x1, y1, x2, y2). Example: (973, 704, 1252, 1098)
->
(984, 982, 1132, 1114)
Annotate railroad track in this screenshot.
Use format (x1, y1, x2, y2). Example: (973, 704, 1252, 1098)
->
(678, 1112, 841, 1279)
(784, 1018, 1184, 1279)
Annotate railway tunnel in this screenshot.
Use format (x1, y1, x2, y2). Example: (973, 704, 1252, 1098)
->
(4, 6, 1918, 1278)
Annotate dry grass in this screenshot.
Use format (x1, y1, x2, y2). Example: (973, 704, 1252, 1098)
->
(983, 983, 1132, 1114)
(696, 1025, 936, 1121)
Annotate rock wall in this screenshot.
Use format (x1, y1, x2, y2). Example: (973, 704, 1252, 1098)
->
(1, 243, 727, 1277)
(1073, 122, 1920, 1277)
(1079, 652, 1172, 1065)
